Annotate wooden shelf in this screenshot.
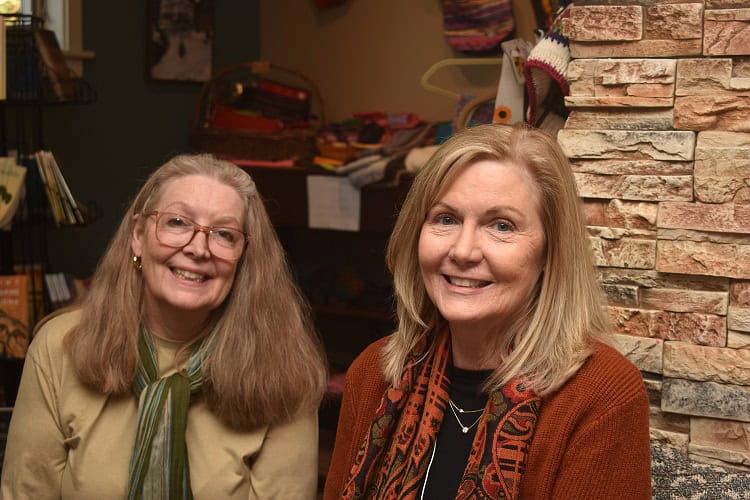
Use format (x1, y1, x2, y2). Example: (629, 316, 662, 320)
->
(313, 303, 394, 321)
(241, 165, 413, 232)
(239, 164, 405, 382)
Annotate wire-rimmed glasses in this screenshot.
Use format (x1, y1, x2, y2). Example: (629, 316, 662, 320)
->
(144, 211, 248, 261)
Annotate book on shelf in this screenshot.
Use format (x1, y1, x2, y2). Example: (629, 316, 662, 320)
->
(44, 272, 87, 311)
(46, 151, 85, 224)
(0, 17, 6, 101)
(34, 150, 65, 224)
(13, 263, 45, 329)
(32, 28, 76, 101)
(0, 274, 30, 359)
(0, 157, 27, 230)
(34, 150, 86, 226)
(5, 19, 42, 101)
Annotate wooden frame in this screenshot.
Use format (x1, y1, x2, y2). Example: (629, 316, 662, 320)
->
(146, 0, 214, 82)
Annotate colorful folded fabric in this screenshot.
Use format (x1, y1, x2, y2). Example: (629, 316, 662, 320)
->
(442, 0, 514, 53)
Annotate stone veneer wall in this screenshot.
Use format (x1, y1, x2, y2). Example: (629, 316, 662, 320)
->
(558, 0, 750, 470)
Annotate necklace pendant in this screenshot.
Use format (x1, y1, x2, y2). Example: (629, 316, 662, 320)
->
(462, 426, 469, 434)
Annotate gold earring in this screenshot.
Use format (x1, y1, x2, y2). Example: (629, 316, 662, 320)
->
(132, 255, 142, 271)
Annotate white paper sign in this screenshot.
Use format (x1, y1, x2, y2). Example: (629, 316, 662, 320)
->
(306, 175, 361, 231)
(493, 38, 533, 125)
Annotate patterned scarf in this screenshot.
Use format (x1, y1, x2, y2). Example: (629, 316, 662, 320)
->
(343, 330, 540, 499)
(127, 327, 213, 500)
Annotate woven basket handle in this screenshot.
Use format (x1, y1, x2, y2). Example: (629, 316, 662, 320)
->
(191, 61, 326, 131)
(453, 89, 497, 131)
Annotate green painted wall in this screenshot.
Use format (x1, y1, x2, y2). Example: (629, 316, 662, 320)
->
(42, 1, 260, 276)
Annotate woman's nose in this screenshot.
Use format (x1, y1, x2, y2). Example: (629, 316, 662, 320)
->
(448, 225, 481, 264)
(183, 228, 212, 259)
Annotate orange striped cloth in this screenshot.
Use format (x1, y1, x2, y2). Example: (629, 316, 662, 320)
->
(342, 330, 540, 499)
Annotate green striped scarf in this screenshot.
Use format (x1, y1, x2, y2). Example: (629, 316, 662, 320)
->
(127, 327, 212, 499)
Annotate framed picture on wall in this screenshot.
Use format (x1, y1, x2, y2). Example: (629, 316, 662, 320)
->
(146, 0, 214, 82)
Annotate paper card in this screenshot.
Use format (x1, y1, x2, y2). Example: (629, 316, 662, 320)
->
(307, 175, 361, 231)
(493, 52, 526, 125)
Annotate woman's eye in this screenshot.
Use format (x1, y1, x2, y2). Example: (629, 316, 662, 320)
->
(166, 216, 189, 227)
(215, 229, 237, 243)
(495, 221, 512, 232)
(436, 214, 455, 225)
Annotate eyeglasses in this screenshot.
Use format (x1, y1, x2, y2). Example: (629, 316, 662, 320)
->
(144, 211, 248, 261)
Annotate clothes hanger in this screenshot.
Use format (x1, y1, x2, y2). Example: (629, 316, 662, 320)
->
(420, 57, 503, 102)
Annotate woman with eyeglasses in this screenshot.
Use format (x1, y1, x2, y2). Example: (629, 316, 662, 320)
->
(324, 124, 651, 499)
(1, 155, 328, 499)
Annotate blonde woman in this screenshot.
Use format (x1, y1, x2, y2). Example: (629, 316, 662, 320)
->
(1, 155, 327, 499)
(325, 124, 651, 499)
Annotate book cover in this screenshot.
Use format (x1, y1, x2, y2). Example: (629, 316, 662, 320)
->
(14, 264, 45, 328)
(33, 28, 76, 101)
(0, 157, 27, 230)
(34, 151, 66, 225)
(0, 274, 30, 359)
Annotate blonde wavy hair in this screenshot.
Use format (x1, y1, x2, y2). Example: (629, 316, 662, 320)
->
(383, 124, 610, 396)
(65, 154, 327, 429)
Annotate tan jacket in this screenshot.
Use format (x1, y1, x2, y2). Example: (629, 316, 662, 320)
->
(1, 310, 319, 500)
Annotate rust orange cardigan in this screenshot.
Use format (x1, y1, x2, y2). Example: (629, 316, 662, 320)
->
(324, 338, 652, 499)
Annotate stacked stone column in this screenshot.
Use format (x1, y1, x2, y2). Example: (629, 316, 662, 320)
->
(558, 0, 750, 469)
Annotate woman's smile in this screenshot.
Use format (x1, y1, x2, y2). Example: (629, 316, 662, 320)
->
(170, 266, 208, 283)
(443, 275, 492, 289)
(418, 159, 546, 340)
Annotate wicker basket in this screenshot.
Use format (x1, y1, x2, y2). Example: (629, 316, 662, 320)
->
(191, 61, 325, 165)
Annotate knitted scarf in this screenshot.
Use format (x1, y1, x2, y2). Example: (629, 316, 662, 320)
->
(127, 327, 212, 499)
(342, 331, 540, 499)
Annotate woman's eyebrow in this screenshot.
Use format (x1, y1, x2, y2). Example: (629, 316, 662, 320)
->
(160, 203, 242, 226)
(431, 201, 525, 219)
(483, 205, 525, 219)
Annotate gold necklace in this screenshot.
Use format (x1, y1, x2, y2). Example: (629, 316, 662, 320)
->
(448, 398, 485, 434)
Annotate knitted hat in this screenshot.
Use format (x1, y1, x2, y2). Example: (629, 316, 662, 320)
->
(442, 0, 514, 53)
(524, 6, 572, 129)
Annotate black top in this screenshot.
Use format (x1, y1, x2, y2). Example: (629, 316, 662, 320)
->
(420, 364, 491, 499)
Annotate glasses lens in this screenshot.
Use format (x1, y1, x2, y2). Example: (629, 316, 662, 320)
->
(155, 213, 194, 248)
(208, 228, 245, 260)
